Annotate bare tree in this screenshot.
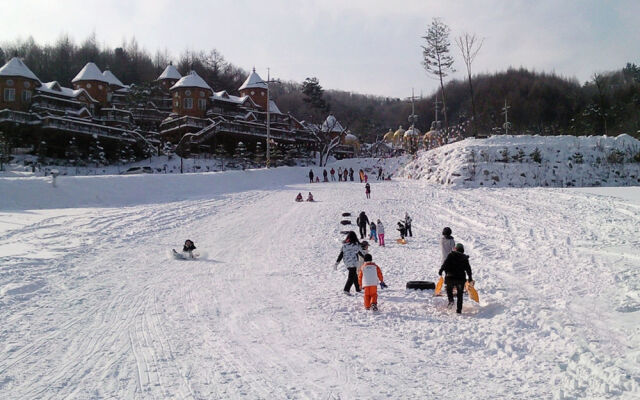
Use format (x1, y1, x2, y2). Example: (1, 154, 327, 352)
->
(456, 33, 484, 137)
(422, 18, 455, 135)
(310, 116, 346, 167)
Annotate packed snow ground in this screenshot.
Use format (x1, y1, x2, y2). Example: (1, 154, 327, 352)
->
(402, 134, 640, 188)
(0, 161, 639, 399)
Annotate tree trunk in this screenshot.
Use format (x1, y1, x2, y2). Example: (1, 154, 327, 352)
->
(468, 72, 477, 136)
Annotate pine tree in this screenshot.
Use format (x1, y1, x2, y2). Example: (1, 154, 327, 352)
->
(215, 143, 227, 170)
(233, 141, 248, 168)
(37, 140, 48, 165)
(254, 141, 265, 166)
(65, 136, 81, 165)
(422, 18, 455, 134)
(88, 138, 107, 166)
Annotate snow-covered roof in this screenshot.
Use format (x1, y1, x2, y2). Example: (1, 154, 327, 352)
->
(38, 81, 98, 103)
(72, 63, 110, 84)
(345, 133, 359, 143)
(157, 64, 182, 81)
(170, 71, 212, 91)
(405, 127, 421, 137)
(0, 57, 41, 82)
(321, 115, 344, 133)
(268, 100, 282, 114)
(239, 68, 267, 90)
(103, 70, 125, 88)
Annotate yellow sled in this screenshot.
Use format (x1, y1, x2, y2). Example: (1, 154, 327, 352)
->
(396, 238, 407, 245)
(465, 281, 479, 303)
(434, 276, 444, 296)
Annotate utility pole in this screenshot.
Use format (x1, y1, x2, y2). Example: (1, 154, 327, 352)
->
(502, 99, 511, 135)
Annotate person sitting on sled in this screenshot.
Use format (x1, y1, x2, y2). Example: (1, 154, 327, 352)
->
(183, 239, 197, 258)
(306, 192, 314, 202)
(295, 192, 303, 202)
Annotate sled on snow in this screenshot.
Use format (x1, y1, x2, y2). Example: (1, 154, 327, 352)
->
(465, 281, 479, 303)
(396, 238, 407, 244)
(406, 281, 436, 290)
(434, 276, 444, 296)
(340, 220, 352, 225)
(172, 249, 200, 260)
(342, 212, 351, 217)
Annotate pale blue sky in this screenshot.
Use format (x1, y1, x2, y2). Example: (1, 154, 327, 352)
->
(1, 0, 638, 98)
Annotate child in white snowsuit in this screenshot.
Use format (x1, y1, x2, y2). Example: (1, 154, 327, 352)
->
(440, 227, 455, 263)
(358, 254, 386, 311)
(183, 240, 196, 258)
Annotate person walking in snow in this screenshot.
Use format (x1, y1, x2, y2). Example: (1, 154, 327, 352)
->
(376, 219, 385, 246)
(338, 167, 343, 182)
(440, 227, 455, 264)
(330, 168, 336, 181)
(439, 243, 473, 314)
(404, 212, 413, 237)
(334, 231, 364, 295)
(397, 221, 407, 239)
(369, 221, 377, 243)
(343, 168, 349, 182)
(349, 168, 354, 181)
(358, 254, 387, 311)
(357, 240, 370, 274)
(377, 167, 383, 180)
(323, 169, 328, 182)
(365, 183, 371, 199)
(308, 169, 314, 183)
(359, 169, 365, 182)
(356, 211, 369, 239)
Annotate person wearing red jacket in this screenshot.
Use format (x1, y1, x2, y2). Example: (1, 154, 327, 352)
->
(358, 254, 387, 311)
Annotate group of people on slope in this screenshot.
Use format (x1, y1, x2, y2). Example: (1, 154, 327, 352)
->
(356, 211, 386, 246)
(295, 192, 315, 202)
(309, 166, 389, 184)
(334, 231, 387, 311)
(334, 223, 474, 314)
(397, 213, 412, 239)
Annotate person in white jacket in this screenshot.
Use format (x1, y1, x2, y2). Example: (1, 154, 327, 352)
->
(376, 219, 385, 246)
(440, 227, 455, 263)
(335, 231, 364, 295)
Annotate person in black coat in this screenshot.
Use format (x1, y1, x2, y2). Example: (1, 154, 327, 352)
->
(356, 211, 369, 239)
(438, 243, 473, 314)
(349, 167, 354, 181)
(323, 169, 328, 182)
(308, 169, 314, 183)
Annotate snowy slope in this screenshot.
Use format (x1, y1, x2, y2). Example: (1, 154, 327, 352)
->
(1, 163, 639, 399)
(402, 134, 640, 188)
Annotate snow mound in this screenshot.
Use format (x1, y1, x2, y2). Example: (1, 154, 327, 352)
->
(402, 134, 640, 188)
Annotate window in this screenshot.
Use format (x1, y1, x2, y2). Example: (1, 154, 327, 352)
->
(23, 81, 31, 88)
(251, 90, 255, 95)
(98, 84, 103, 90)
(185, 90, 191, 96)
(261, 91, 265, 96)
(22, 90, 32, 102)
(4, 88, 15, 102)
(86, 83, 92, 88)
(174, 100, 179, 107)
(183, 98, 193, 109)
(174, 92, 179, 98)
(200, 91, 205, 97)
(198, 98, 207, 110)
(6, 79, 14, 86)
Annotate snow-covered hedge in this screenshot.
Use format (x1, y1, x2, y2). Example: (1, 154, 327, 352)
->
(402, 134, 640, 188)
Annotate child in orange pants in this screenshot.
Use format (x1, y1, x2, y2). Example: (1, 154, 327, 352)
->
(357, 254, 386, 311)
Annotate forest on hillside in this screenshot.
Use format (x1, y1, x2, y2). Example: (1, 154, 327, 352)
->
(2, 35, 639, 141)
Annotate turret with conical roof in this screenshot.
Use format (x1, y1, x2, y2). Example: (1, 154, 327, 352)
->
(169, 71, 213, 118)
(102, 70, 125, 90)
(72, 62, 111, 105)
(238, 68, 267, 109)
(0, 57, 41, 111)
(156, 63, 182, 91)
